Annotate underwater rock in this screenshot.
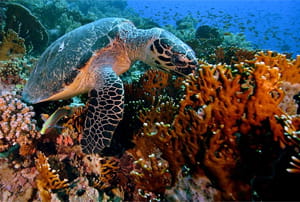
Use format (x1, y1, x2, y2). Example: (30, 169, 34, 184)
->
(165, 171, 221, 201)
(222, 32, 252, 49)
(195, 25, 223, 46)
(176, 15, 198, 30)
(183, 24, 224, 59)
(0, 3, 48, 54)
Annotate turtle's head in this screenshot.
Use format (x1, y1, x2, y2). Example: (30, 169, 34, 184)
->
(145, 28, 198, 75)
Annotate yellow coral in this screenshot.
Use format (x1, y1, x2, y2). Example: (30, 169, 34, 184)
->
(83, 154, 119, 190)
(0, 29, 26, 60)
(35, 152, 69, 201)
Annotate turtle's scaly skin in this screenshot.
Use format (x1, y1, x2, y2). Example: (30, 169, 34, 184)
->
(22, 18, 197, 154)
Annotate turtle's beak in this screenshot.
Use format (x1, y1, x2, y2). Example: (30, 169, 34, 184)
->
(175, 59, 197, 76)
(175, 66, 195, 75)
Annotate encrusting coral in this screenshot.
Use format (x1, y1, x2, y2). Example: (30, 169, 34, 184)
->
(0, 159, 38, 201)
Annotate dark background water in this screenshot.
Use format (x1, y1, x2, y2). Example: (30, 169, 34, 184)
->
(127, 0, 300, 57)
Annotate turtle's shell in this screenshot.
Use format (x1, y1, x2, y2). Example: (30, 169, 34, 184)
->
(23, 18, 134, 104)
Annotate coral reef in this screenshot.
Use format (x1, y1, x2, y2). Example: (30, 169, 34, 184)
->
(0, 51, 299, 201)
(0, 59, 23, 85)
(1, 3, 48, 54)
(35, 151, 69, 201)
(221, 32, 252, 49)
(0, 92, 39, 155)
(0, 56, 34, 86)
(0, 1, 299, 200)
(122, 52, 300, 200)
(0, 29, 26, 60)
(165, 169, 221, 202)
(0, 158, 38, 201)
(254, 51, 300, 84)
(279, 81, 300, 115)
(207, 46, 257, 64)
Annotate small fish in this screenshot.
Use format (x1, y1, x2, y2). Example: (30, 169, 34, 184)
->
(223, 32, 232, 36)
(40, 106, 74, 135)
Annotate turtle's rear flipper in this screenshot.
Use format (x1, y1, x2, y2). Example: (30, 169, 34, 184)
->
(81, 66, 124, 154)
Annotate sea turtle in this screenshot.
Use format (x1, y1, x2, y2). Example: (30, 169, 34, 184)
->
(22, 18, 198, 154)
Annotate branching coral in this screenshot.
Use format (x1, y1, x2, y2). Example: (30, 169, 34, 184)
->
(35, 151, 69, 201)
(124, 69, 174, 105)
(130, 152, 171, 196)
(0, 92, 39, 155)
(128, 52, 300, 200)
(254, 51, 300, 84)
(40, 105, 85, 148)
(252, 51, 300, 116)
(0, 59, 23, 85)
(0, 29, 26, 60)
(183, 61, 295, 147)
(82, 154, 119, 192)
(209, 47, 256, 65)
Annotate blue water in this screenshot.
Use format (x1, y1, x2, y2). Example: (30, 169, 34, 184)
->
(127, 0, 300, 57)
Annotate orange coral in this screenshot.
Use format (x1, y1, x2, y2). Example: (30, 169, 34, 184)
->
(130, 152, 171, 196)
(56, 106, 85, 147)
(254, 51, 300, 84)
(124, 69, 183, 105)
(91, 159, 119, 190)
(83, 154, 119, 191)
(125, 69, 170, 103)
(35, 152, 69, 201)
(129, 53, 299, 200)
(209, 47, 256, 65)
(182, 61, 296, 147)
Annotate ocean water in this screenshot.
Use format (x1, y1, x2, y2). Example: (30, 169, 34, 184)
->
(127, 0, 300, 57)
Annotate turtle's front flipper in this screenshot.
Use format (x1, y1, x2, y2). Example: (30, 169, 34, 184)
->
(81, 66, 124, 154)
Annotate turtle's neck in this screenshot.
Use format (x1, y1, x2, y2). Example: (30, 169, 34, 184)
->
(123, 27, 162, 63)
